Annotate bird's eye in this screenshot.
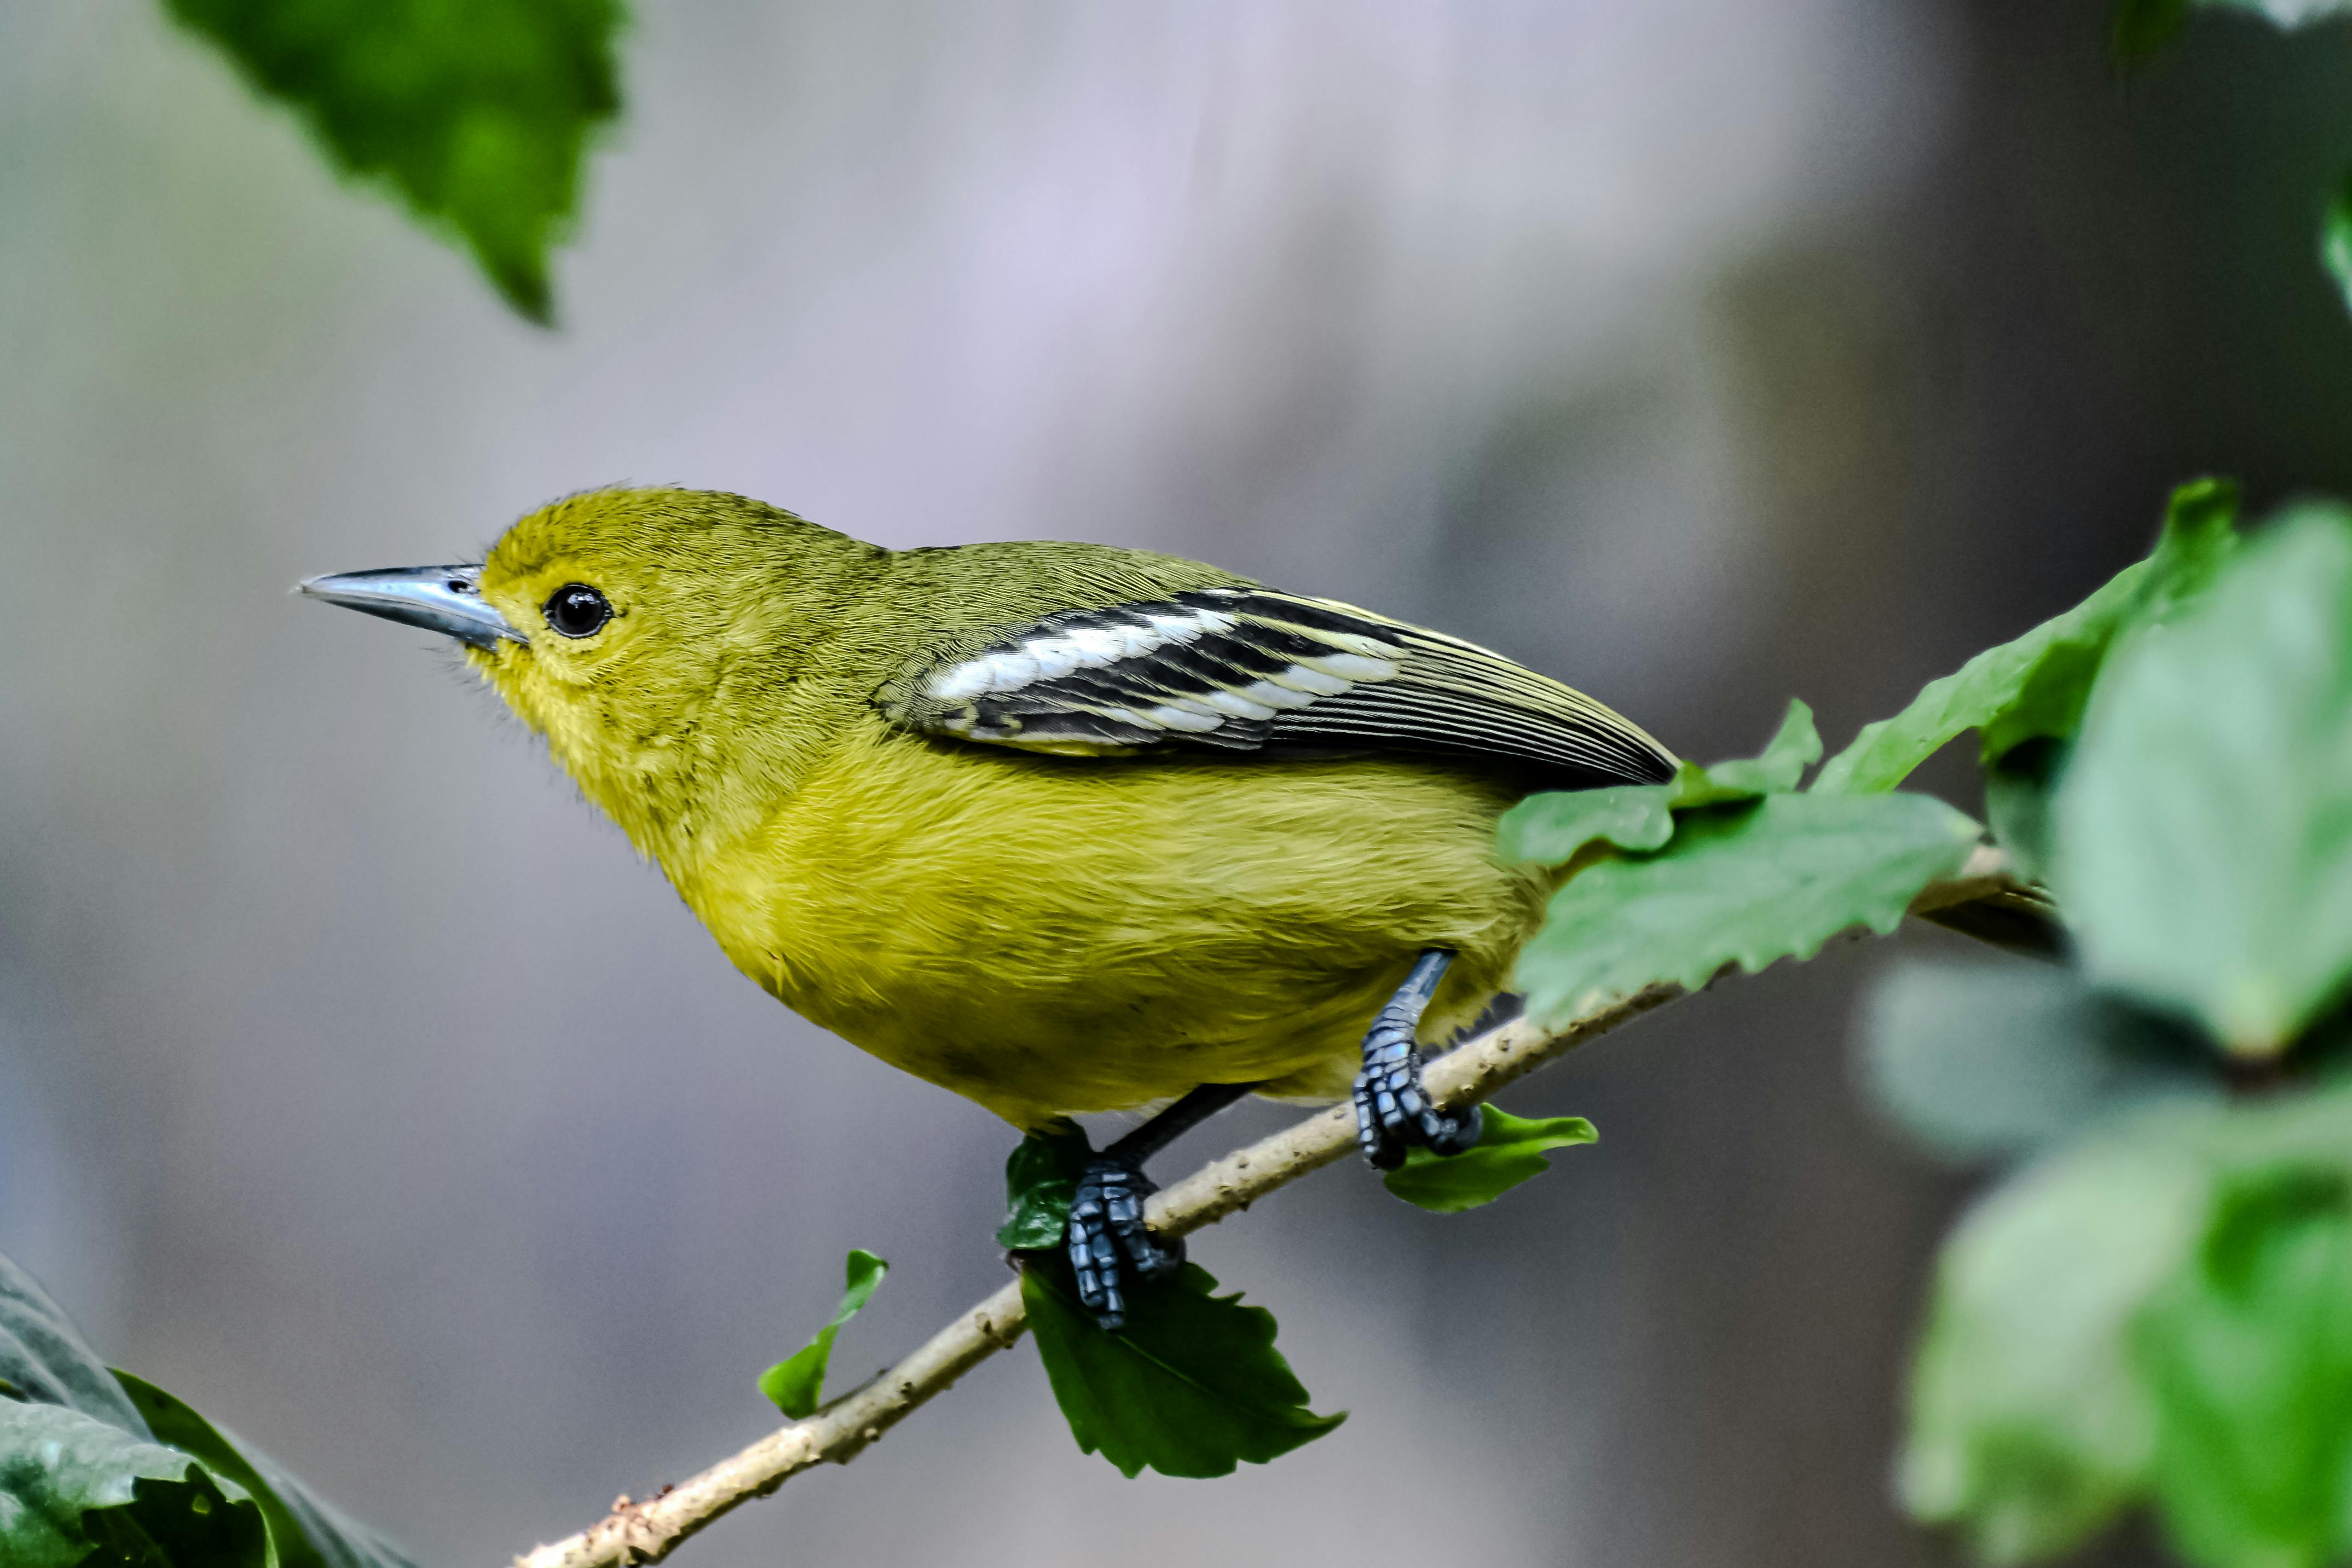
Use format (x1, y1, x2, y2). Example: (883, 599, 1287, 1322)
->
(542, 583, 612, 638)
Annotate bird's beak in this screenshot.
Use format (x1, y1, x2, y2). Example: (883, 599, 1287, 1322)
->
(296, 565, 527, 650)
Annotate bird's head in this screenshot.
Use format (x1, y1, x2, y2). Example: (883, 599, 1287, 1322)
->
(300, 487, 882, 859)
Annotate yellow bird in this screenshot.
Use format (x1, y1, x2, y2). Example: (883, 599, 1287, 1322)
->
(302, 487, 1673, 1324)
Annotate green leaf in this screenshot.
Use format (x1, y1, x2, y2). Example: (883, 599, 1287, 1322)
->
(2, 1249, 414, 1568)
(759, 1249, 888, 1419)
(1499, 699, 1820, 869)
(2325, 167, 2352, 326)
(1696, 697, 1823, 798)
(2131, 481, 2250, 626)
(1381, 1106, 1596, 1213)
(996, 1123, 1095, 1252)
(2116, 0, 2352, 69)
(2135, 1168, 2352, 1568)
(1515, 791, 1981, 1025)
(1, 1253, 152, 1436)
(1899, 1114, 2215, 1564)
(1021, 1262, 1342, 1479)
(160, 0, 624, 323)
(1862, 961, 2216, 1165)
(1900, 1078, 2352, 1566)
(1982, 738, 2065, 887)
(2056, 507, 2352, 1056)
(2205, 0, 2352, 24)
(114, 1371, 416, 1568)
(2112, 0, 2192, 66)
(0, 1398, 270, 1568)
(1496, 786, 1676, 865)
(1814, 479, 2241, 794)
(1977, 642, 2109, 771)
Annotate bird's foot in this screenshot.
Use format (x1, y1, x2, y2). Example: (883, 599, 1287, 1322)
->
(1067, 1154, 1184, 1330)
(1353, 950, 1483, 1170)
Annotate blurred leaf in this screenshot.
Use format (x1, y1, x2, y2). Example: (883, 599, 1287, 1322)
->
(759, 1250, 888, 1419)
(1, 1253, 152, 1436)
(2058, 507, 2352, 1056)
(115, 1371, 417, 1568)
(1021, 1262, 1342, 1479)
(1900, 1116, 2214, 1563)
(0, 1398, 269, 1568)
(2326, 167, 2352, 323)
(996, 1122, 1094, 1252)
(1382, 1106, 1597, 1213)
(1500, 699, 1819, 867)
(160, 0, 624, 323)
(1814, 480, 2241, 794)
(2135, 1168, 2352, 1568)
(1515, 791, 1980, 1026)
(1983, 738, 2064, 887)
(2112, 0, 2193, 65)
(1902, 1078, 2352, 1565)
(2113, 0, 2352, 70)
(1862, 961, 2216, 1164)
(2210, 0, 2352, 22)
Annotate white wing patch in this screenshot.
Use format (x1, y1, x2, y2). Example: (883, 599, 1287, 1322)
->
(918, 590, 1409, 751)
(924, 604, 1244, 703)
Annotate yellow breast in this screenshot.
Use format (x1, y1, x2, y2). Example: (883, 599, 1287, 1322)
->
(675, 716, 1551, 1128)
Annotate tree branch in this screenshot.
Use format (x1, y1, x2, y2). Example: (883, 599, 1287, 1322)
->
(508, 851, 2032, 1568)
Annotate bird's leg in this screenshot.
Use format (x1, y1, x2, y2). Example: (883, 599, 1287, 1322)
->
(1353, 949, 1483, 1170)
(1067, 1080, 1256, 1329)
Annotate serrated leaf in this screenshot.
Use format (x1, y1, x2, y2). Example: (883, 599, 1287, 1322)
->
(1381, 1105, 1596, 1213)
(0, 1398, 270, 1568)
(1815, 480, 2241, 794)
(2057, 507, 2352, 1056)
(2135, 1168, 2352, 1568)
(1696, 697, 1823, 797)
(1515, 791, 1981, 1025)
(1499, 699, 1819, 868)
(1022, 1262, 1342, 1479)
(1899, 1114, 2214, 1564)
(1862, 961, 2216, 1165)
(759, 1249, 888, 1419)
(996, 1123, 1094, 1252)
(1497, 786, 1676, 865)
(161, 0, 624, 323)
(115, 1371, 417, 1568)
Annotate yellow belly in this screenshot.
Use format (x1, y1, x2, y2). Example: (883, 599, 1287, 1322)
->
(676, 721, 1552, 1129)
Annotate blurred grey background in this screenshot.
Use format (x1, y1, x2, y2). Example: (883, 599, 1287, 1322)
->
(5, 2, 2351, 1563)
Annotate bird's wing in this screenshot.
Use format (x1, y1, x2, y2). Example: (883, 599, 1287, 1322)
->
(877, 587, 1675, 786)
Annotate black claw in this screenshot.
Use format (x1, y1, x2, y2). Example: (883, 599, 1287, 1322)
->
(1067, 1154, 1183, 1331)
(1352, 950, 1481, 1168)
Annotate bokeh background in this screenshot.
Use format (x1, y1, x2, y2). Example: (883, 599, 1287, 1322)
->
(5, 2, 2351, 1563)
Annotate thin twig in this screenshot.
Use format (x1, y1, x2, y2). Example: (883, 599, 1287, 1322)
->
(510, 855, 2031, 1568)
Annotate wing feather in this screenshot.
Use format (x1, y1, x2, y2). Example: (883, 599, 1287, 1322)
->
(877, 587, 1674, 785)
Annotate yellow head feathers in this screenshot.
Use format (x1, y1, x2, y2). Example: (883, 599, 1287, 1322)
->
(467, 488, 883, 861)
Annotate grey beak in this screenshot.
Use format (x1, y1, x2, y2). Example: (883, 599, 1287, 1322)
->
(297, 565, 526, 650)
